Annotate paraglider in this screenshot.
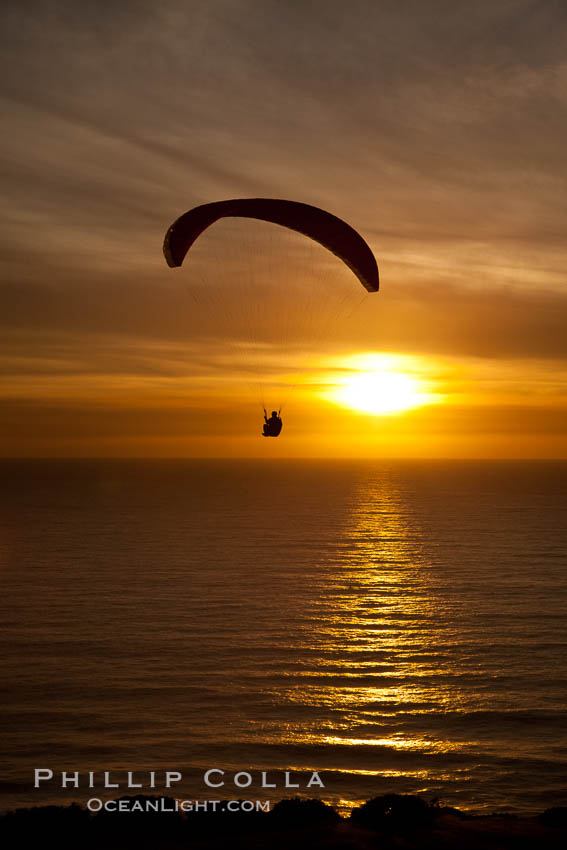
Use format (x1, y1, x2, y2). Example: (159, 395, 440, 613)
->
(164, 198, 379, 293)
(163, 199, 379, 437)
(263, 409, 283, 438)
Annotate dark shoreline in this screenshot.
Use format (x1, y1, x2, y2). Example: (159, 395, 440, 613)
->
(2, 794, 566, 849)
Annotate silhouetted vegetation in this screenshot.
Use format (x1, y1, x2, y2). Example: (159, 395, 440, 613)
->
(539, 807, 567, 828)
(268, 796, 341, 830)
(350, 793, 438, 831)
(2, 794, 567, 849)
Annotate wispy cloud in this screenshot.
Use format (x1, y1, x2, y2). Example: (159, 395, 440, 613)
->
(2, 1, 567, 454)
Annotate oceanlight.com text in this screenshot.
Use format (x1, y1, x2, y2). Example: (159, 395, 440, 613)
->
(86, 798, 271, 813)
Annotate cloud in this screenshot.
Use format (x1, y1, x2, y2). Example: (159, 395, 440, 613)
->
(2, 269, 567, 362)
(2, 1, 567, 454)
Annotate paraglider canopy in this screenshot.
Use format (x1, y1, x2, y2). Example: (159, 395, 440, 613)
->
(163, 198, 379, 293)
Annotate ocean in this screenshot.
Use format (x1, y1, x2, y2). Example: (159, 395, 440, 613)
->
(1, 459, 566, 815)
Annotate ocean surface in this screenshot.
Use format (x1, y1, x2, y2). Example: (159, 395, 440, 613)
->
(1, 459, 566, 815)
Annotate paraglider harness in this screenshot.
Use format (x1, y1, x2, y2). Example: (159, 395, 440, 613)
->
(263, 408, 282, 438)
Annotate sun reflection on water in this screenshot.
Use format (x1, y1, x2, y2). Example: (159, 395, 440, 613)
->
(274, 469, 467, 804)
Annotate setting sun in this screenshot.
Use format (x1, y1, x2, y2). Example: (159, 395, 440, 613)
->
(321, 353, 442, 417)
(332, 370, 426, 414)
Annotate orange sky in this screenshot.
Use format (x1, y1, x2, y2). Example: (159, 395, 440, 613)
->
(2, 1, 567, 458)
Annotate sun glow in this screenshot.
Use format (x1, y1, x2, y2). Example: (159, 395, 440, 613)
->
(325, 354, 441, 416)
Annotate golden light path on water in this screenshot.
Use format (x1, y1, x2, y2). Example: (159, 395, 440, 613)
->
(264, 468, 470, 814)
